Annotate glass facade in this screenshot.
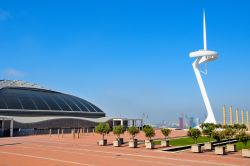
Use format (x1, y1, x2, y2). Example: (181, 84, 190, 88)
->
(0, 87, 103, 113)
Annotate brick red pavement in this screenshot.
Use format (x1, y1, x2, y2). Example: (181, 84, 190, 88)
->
(0, 129, 249, 166)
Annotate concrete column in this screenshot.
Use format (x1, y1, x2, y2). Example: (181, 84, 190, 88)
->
(229, 106, 233, 125)
(1, 118, 4, 129)
(236, 109, 239, 124)
(242, 110, 245, 125)
(57, 129, 60, 137)
(223, 105, 226, 126)
(49, 129, 51, 136)
(10, 119, 13, 137)
(61, 129, 64, 138)
(121, 119, 123, 126)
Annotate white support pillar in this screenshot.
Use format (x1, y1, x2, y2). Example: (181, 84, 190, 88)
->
(1, 118, 4, 130)
(10, 118, 13, 137)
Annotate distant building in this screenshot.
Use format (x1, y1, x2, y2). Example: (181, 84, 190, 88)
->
(196, 117, 200, 127)
(189, 117, 196, 128)
(178, 117, 183, 129)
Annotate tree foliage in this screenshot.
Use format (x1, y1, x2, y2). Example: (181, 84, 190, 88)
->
(223, 128, 235, 139)
(143, 125, 155, 141)
(128, 126, 139, 140)
(95, 123, 111, 140)
(161, 128, 171, 140)
(211, 130, 225, 142)
(236, 132, 250, 147)
(200, 123, 215, 141)
(113, 125, 125, 139)
(187, 128, 201, 143)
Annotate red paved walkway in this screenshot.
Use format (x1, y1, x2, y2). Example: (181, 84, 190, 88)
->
(0, 130, 249, 166)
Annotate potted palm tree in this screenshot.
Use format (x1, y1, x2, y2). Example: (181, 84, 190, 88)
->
(188, 128, 202, 153)
(143, 125, 155, 149)
(95, 123, 111, 146)
(128, 126, 140, 148)
(113, 125, 125, 147)
(161, 128, 171, 147)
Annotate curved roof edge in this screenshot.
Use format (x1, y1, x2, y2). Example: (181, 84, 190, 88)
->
(0, 80, 46, 90)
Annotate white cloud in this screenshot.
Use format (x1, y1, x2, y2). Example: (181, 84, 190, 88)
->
(2, 68, 27, 78)
(0, 10, 11, 21)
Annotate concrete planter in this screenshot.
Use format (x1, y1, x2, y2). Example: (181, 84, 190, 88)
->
(204, 142, 214, 151)
(145, 140, 155, 149)
(98, 139, 107, 146)
(215, 146, 226, 155)
(242, 149, 250, 158)
(118, 138, 124, 144)
(161, 140, 169, 147)
(113, 140, 122, 147)
(227, 144, 236, 152)
(191, 144, 202, 153)
(129, 139, 138, 148)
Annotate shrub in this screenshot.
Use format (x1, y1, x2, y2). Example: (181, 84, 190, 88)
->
(113, 125, 125, 140)
(95, 123, 111, 140)
(223, 128, 235, 139)
(187, 128, 201, 144)
(211, 130, 225, 142)
(128, 126, 139, 140)
(236, 132, 250, 147)
(143, 125, 155, 141)
(200, 123, 215, 141)
(161, 128, 171, 140)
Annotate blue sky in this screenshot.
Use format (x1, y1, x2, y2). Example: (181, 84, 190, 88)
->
(0, 0, 249, 123)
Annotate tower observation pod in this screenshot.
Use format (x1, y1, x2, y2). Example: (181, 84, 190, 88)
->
(189, 11, 218, 124)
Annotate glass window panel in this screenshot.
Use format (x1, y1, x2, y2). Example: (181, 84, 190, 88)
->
(70, 97, 90, 112)
(39, 93, 61, 111)
(61, 95, 80, 111)
(53, 94, 72, 111)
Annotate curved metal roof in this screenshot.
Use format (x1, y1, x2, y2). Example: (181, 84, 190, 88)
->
(0, 80, 104, 115)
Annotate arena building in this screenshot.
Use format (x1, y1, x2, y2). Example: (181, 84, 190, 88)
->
(0, 80, 111, 136)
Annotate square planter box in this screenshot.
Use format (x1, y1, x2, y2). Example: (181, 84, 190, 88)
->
(98, 139, 107, 146)
(215, 146, 226, 155)
(129, 140, 138, 148)
(118, 138, 124, 144)
(145, 140, 155, 149)
(204, 142, 214, 151)
(161, 140, 169, 147)
(191, 144, 202, 153)
(227, 144, 236, 152)
(113, 140, 122, 147)
(242, 149, 250, 158)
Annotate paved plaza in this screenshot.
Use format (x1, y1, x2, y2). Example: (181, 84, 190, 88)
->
(0, 130, 249, 166)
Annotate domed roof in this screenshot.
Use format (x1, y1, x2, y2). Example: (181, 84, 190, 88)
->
(0, 80, 104, 117)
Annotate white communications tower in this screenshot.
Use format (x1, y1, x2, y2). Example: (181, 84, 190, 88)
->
(189, 11, 218, 124)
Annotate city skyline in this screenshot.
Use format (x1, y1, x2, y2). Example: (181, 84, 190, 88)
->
(0, 0, 250, 123)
